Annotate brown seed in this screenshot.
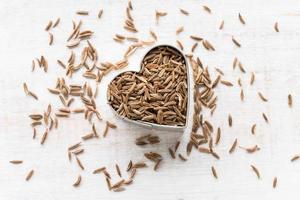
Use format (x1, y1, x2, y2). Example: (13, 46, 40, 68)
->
(133, 162, 147, 169)
(98, 9, 103, 19)
(232, 36, 241, 47)
(250, 165, 260, 179)
(26, 170, 34, 181)
(251, 124, 256, 135)
(240, 89, 244, 101)
(240, 145, 260, 153)
(176, 26, 184, 35)
(190, 35, 203, 41)
(219, 20, 224, 30)
(45, 20, 52, 31)
(76, 11, 89, 15)
(176, 40, 184, 50)
(180, 8, 189, 15)
(258, 92, 268, 102)
(229, 138, 238, 154)
(93, 167, 106, 174)
(288, 94, 292, 107)
(116, 164, 122, 177)
(40, 129, 48, 145)
(178, 153, 187, 161)
(211, 166, 218, 179)
(273, 177, 277, 188)
(106, 177, 111, 190)
(220, 80, 233, 87)
(149, 30, 157, 41)
(76, 157, 85, 170)
(291, 155, 300, 162)
(238, 61, 246, 73)
(191, 42, 198, 52)
(203, 5, 211, 14)
(174, 141, 180, 152)
(238, 13, 246, 25)
(233, 57, 238, 69)
(153, 159, 162, 171)
(262, 113, 269, 123)
(250, 72, 255, 85)
(127, 160, 133, 172)
(228, 114, 233, 127)
(49, 33, 53, 45)
(81, 132, 94, 140)
(53, 18, 60, 28)
(28, 91, 38, 100)
(168, 148, 176, 159)
(23, 83, 29, 95)
(73, 175, 81, 187)
(215, 127, 221, 145)
(33, 128, 37, 139)
(10, 160, 23, 164)
(111, 179, 125, 190)
(274, 22, 279, 32)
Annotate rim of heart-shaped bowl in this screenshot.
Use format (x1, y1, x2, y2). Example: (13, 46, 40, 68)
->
(107, 44, 191, 132)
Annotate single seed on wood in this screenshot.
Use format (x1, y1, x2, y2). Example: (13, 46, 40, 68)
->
(73, 175, 81, 187)
(233, 57, 238, 69)
(250, 165, 260, 179)
(211, 166, 218, 179)
(127, 160, 133, 172)
(220, 80, 233, 87)
(76, 157, 85, 170)
(45, 20, 52, 31)
(258, 92, 268, 102)
(53, 18, 60, 28)
(232, 36, 241, 47)
(291, 155, 300, 162)
(238, 13, 246, 25)
(219, 20, 224, 30)
(229, 138, 238, 154)
(49, 33, 53, 45)
(215, 127, 221, 145)
(203, 5, 211, 14)
(288, 94, 292, 107)
(176, 26, 184, 35)
(26, 170, 34, 181)
(116, 164, 122, 177)
(10, 160, 23, 164)
(154, 159, 161, 171)
(190, 35, 203, 41)
(240, 89, 244, 101)
(178, 153, 187, 161)
(180, 8, 189, 15)
(262, 113, 269, 123)
(228, 114, 233, 127)
(250, 72, 255, 85)
(93, 167, 106, 174)
(238, 61, 246, 73)
(40, 129, 48, 145)
(76, 11, 89, 15)
(274, 22, 279, 32)
(251, 124, 256, 135)
(273, 177, 277, 188)
(168, 148, 175, 159)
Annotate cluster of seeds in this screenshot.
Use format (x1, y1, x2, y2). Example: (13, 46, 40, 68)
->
(108, 46, 188, 126)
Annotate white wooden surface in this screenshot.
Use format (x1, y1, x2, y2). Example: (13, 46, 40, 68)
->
(1, 0, 300, 199)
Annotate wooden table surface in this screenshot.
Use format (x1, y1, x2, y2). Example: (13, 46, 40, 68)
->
(1, 0, 300, 199)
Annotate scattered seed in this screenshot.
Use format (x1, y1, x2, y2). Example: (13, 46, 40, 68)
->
(49, 33, 53, 45)
(274, 22, 279, 32)
(228, 114, 233, 127)
(238, 13, 246, 25)
(273, 177, 277, 188)
(251, 124, 256, 135)
(250, 72, 255, 85)
(258, 92, 268, 102)
(251, 165, 260, 179)
(116, 164, 122, 177)
(76, 11, 89, 15)
(26, 170, 34, 181)
(10, 160, 23, 164)
(176, 26, 184, 35)
(98, 9, 103, 19)
(220, 80, 233, 87)
(76, 157, 85, 170)
(203, 5, 211, 14)
(288, 94, 292, 107)
(215, 127, 221, 145)
(168, 148, 176, 159)
(229, 138, 238, 154)
(53, 18, 60, 28)
(262, 113, 269, 123)
(178, 153, 187, 161)
(176, 40, 184, 50)
(93, 167, 106, 174)
(219, 20, 224, 30)
(73, 175, 81, 187)
(211, 166, 218, 179)
(291, 155, 300, 162)
(232, 36, 241, 47)
(180, 9, 189, 15)
(40, 129, 48, 145)
(45, 20, 52, 31)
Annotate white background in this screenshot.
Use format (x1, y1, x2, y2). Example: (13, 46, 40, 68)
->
(1, 0, 300, 199)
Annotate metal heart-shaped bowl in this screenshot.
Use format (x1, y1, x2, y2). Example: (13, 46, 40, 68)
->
(107, 44, 191, 132)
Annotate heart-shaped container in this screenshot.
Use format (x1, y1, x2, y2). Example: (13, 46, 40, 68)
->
(107, 44, 191, 132)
